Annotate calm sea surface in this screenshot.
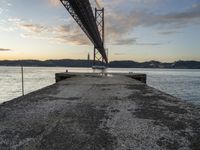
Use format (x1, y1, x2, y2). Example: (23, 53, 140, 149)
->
(0, 66, 200, 105)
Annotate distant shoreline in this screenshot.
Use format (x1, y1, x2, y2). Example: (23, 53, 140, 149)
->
(0, 59, 200, 69)
(0, 66, 200, 70)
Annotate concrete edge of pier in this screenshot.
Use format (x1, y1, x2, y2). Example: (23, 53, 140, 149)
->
(55, 72, 147, 84)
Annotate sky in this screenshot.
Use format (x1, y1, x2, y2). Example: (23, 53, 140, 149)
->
(0, 0, 200, 62)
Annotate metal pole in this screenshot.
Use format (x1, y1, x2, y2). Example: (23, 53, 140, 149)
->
(93, 47, 96, 66)
(21, 65, 24, 96)
(93, 8, 97, 66)
(102, 8, 105, 46)
(106, 48, 108, 66)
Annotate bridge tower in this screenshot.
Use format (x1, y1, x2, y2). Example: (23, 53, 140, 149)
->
(60, 0, 108, 65)
(93, 8, 107, 66)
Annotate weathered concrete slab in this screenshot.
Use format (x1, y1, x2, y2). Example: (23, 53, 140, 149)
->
(0, 74, 199, 150)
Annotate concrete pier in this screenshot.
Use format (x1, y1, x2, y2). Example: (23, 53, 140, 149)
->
(0, 73, 200, 150)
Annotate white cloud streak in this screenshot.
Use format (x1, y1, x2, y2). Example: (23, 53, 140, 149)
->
(4, 0, 200, 46)
(49, 0, 60, 6)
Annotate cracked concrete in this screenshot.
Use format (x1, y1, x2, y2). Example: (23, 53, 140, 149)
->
(0, 74, 199, 150)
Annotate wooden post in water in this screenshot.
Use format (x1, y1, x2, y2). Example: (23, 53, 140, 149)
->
(21, 65, 24, 96)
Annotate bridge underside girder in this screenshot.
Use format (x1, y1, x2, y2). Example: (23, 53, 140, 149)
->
(60, 0, 108, 63)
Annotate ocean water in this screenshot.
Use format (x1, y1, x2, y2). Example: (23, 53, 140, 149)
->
(0, 66, 200, 105)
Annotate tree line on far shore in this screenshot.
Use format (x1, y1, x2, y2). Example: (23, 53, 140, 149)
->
(0, 59, 200, 69)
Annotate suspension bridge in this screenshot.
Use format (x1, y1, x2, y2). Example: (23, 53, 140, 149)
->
(60, 0, 108, 64)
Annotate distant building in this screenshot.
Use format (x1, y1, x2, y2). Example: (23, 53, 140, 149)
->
(87, 53, 90, 60)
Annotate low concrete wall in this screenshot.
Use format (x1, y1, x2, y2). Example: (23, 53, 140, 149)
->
(56, 72, 147, 84)
(55, 73, 76, 83)
(126, 73, 147, 84)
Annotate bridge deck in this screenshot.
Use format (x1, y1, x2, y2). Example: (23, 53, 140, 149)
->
(0, 73, 199, 149)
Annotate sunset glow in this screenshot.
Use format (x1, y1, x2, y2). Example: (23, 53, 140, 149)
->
(0, 0, 200, 62)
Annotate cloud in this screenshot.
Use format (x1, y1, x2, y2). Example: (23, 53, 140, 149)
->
(10, 1, 200, 46)
(105, 2, 200, 30)
(8, 18, 21, 23)
(0, 18, 21, 32)
(112, 37, 137, 45)
(56, 34, 90, 45)
(19, 23, 49, 33)
(0, 8, 3, 14)
(49, 0, 60, 6)
(136, 42, 162, 46)
(55, 25, 91, 45)
(114, 52, 125, 56)
(101, 2, 200, 44)
(149, 4, 200, 28)
(0, 48, 12, 51)
(18, 22, 161, 46)
(158, 31, 181, 35)
(18, 22, 91, 45)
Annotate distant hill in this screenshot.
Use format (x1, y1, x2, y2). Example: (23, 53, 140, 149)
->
(0, 59, 200, 69)
(0, 59, 101, 67)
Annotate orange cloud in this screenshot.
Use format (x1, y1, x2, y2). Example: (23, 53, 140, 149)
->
(49, 0, 60, 6)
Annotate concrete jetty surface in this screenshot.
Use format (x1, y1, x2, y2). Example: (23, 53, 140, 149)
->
(0, 73, 200, 150)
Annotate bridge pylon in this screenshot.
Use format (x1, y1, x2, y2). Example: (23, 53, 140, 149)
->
(93, 8, 107, 66)
(60, 0, 108, 64)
